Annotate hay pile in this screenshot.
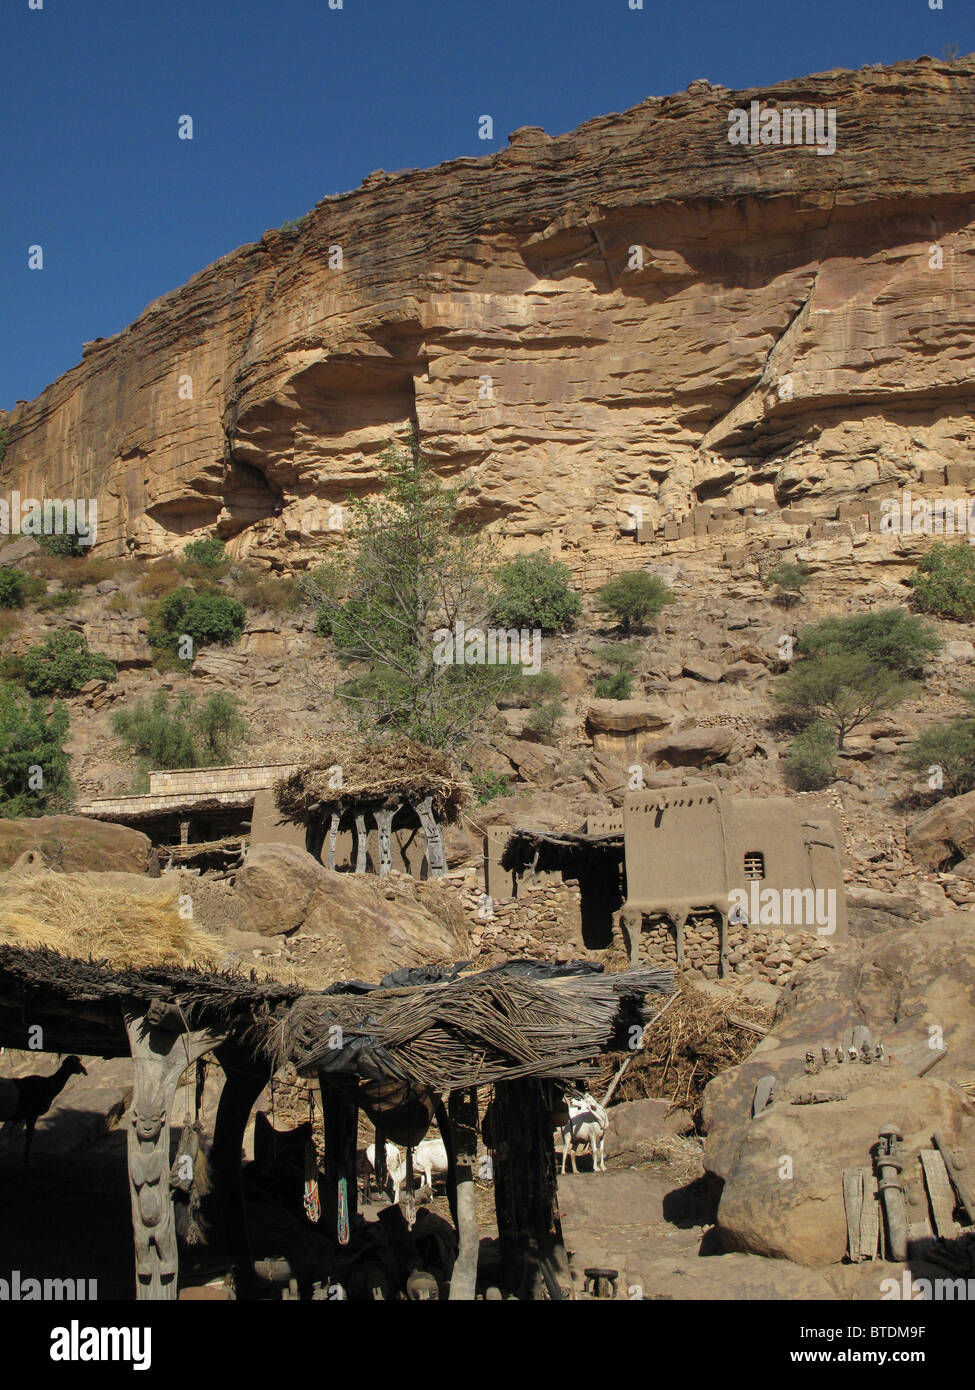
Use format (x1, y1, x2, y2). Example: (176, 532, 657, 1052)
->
(274, 737, 468, 823)
(597, 982, 773, 1117)
(0, 867, 219, 968)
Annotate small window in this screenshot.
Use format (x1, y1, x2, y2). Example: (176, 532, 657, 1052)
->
(744, 851, 765, 881)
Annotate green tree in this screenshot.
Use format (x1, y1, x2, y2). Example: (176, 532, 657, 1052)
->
(490, 554, 582, 633)
(113, 690, 247, 773)
(302, 442, 521, 748)
(22, 630, 117, 697)
(147, 588, 246, 653)
(797, 608, 939, 677)
(907, 542, 975, 622)
(0, 683, 72, 816)
(0, 568, 27, 609)
(775, 650, 915, 748)
(596, 571, 673, 634)
(593, 641, 640, 698)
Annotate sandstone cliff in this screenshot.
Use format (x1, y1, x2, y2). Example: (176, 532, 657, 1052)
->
(3, 57, 975, 584)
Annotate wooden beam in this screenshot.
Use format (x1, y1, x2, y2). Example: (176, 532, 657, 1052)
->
(414, 796, 447, 878)
(321, 1074, 358, 1245)
(208, 1044, 272, 1298)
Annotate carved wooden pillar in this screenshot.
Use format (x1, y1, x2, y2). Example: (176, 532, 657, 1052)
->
(414, 796, 446, 878)
(374, 806, 394, 878)
(327, 812, 340, 871)
(354, 812, 368, 874)
(124, 1010, 224, 1301)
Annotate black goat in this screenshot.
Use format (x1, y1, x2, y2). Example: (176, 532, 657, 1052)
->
(0, 1056, 88, 1162)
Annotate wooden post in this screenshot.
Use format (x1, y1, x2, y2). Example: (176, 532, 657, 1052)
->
(491, 1079, 565, 1299)
(326, 812, 340, 870)
(447, 1089, 479, 1301)
(208, 1044, 272, 1298)
(374, 807, 394, 878)
(354, 813, 368, 874)
(124, 1012, 223, 1301)
(414, 796, 447, 878)
(321, 1074, 358, 1243)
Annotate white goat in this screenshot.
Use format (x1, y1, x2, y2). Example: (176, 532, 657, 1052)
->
(559, 1092, 608, 1174)
(366, 1137, 450, 1205)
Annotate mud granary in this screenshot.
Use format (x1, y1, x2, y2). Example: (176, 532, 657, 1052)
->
(501, 782, 847, 980)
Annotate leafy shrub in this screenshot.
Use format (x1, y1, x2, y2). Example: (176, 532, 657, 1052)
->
(596, 571, 673, 634)
(471, 771, 512, 804)
(785, 721, 837, 790)
(147, 587, 246, 654)
(181, 537, 228, 572)
(763, 560, 809, 606)
(595, 670, 633, 699)
(0, 682, 72, 816)
(525, 698, 563, 739)
(796, 608, 940, 678)
(512, 670, 563, 706)
(907, 542, 975, 621)
(38, 532, 86, 558)
(34, 587, 79, 613)
(901, 713, 975, 796)
(113, 690, 247, 771)
(490, 554, 582, 634)
(0, 568, 27, 609)
(21, 630, 117, 696)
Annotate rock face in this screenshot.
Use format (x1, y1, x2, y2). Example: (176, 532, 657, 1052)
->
(232, 843, 468, 979)
(718, 1073, 972, 1265)
(906, 790, 975, 870)
(0, 815, 154, 875)
(3, 60, 975, 581)
(703, 915, 975, 1183)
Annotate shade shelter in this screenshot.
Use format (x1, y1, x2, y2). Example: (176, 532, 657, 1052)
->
(0, 945, 671, 1300)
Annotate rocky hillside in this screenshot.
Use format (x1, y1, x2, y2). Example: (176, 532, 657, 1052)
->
(2, 57, 975, 584)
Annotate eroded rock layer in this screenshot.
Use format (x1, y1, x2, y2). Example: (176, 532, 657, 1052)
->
(3, 58, 975, 583)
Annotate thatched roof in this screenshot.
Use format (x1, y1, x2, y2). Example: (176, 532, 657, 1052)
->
(501, 827, 624, 876)
(274, 737, 468, 823)
(0, 945, 302, 1058)
(272, 963, 674, 1090)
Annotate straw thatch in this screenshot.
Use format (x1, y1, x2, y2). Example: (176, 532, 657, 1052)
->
(272, 964, 674, 1090)
(273, 737, 468, 823)
(0, 867, 219, 969)
(594, 982, 774, 1116)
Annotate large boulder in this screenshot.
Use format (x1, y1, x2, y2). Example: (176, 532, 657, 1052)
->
(585, 699, 672, 737)
(906, 790, 975, 870)
(0, 816, 154, 875)
(646, 726, 753, 767)
(604, 1099, 694, 1161)
(233, 844, 467, 980)
(703, 915, 975, 1184)
(717, 1073, 972, 1266)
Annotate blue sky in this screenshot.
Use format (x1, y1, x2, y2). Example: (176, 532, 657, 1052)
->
(1, 0, 971, 409)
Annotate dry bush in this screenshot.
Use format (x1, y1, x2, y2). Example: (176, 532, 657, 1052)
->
(597, 982, 773, 1118)
(27, 555, 127, 586)
(134, 557, 183, 598)
(0, 867, 219, 967)
(229, 565, 300, 614)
